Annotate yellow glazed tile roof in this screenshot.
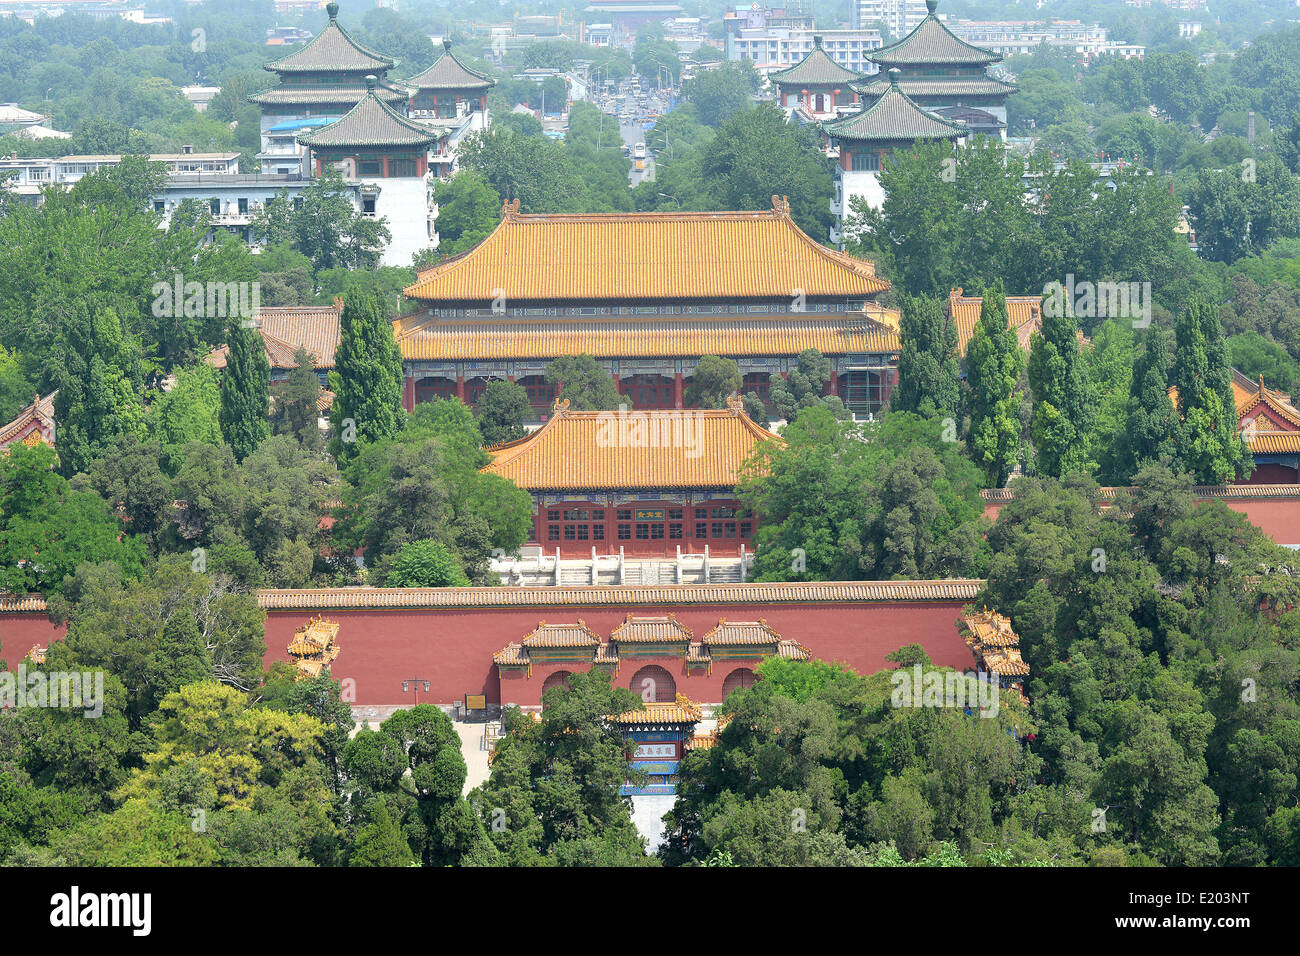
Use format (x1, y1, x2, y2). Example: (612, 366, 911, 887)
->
(1251, 431, 1300, 454)
(611, 613, 694, 643)
(206, 301, 343, 370)
(777, 639, 812, 660)
(0, 391, 56, 448)
(611, 694, 704, 725)
(1237, 374, 1300, 429)
(702, 619, 783, 646)
(492, 642, 528, 665)
(403, 198, 889, 302)
(482, 398, 783, 491)
(521, 620, 601, 648)
(946, 289, 1042, 356)
(393, 311, 901, 361)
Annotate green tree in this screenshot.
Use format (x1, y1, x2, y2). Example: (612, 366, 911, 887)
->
(1028, 295, 1094, 477)
(271, 346, 324, 452)
(0, 343, 33, 423)
(47, 299, 146, 477)
(1186, 155, 1300, 265)
(475, 379, 531, 446)
(1227, 331, 1300, 393)
(894, 293, 960, 418)
(46, 555, 268, 725)
(253, 167, 391, 273)
(545, 354, 621, 410)
(149, 362, 222, 472)
(328, 288, 405, 462)
(741, 408, 988, 581)
(685, 355, 742, 408)
(700, 104, 833, 241)
(681, 60, 758, 127)
(430, 168, 501, 258)
(1118, 326, 1178, 479)
(217, 321, 270, 462)
(382, 539, 471, 588)
(768, 349, 845, 423)
(335, 401, 532, 580)
(350, 800, 415, 866)
(966, 288, 1025, 487)
(344, 705, 496, 866)
(0, 443, 146, 598)
(1172, 296, 1248, 483)
(472, 671, 650, 866)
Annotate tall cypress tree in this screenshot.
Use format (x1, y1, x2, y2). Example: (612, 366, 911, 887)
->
(328, 288, 404, 462)
(1173, 296, 1247, 484)
(271, 346, 323, 452)
(1028, 297, 1094, 477)
(1119, 326, 1177, 479)
(217, 320, 270, 461)
(965, 287, 1024, 487)
(894, 293, 961, 418)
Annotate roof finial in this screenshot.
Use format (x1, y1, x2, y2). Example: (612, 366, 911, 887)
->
(926, 0, 938, 14)
(813, 34, 822, 48)
(365, 74, 376, 92)
(443, 38, 452, 52)
(327, 1, 338, 21)
(888, 68, 901, 90)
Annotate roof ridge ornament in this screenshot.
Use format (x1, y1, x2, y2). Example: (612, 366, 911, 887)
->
(551, 396, 570, 415)
(726, 394, 744, 416)
(770, 194, 791, 216)
(501, 197, 522, 220)
(926, 0, 938, 13)
(443, 38, 452, 52)
(327, 1, 338, 21)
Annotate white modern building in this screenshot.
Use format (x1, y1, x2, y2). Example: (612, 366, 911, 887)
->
(729, 27, 884, 76)
(855, 0, 928, 41)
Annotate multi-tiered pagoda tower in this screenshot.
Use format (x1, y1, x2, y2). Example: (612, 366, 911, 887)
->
(249, 2, 407, 174)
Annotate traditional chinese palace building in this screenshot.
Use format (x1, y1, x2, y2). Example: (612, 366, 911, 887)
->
(482, 398, 779, 557)
(246, 5, 494, 261)
(396, 198, 903, 418)
(298, 80, 439, 264)
(1233, 373, 1300, 484)
(611, 694, 704, 795)
(856, 0, 1016, 138)
(493, 612, 812, 717)
(250, 2, 405, 173)
(819, 0, 1015, 232)
(0, 392, 55, 453)
(824, 69, 965, 232)
(770, 35, 864, 121)
(405, 41, 495, 179)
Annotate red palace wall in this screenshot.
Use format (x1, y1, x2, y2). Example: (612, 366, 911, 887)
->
(260, 596, 977, 711)
(0, 612, 66, 666)
(4, 584, 982, 711)
(982, 491, 1300, 547)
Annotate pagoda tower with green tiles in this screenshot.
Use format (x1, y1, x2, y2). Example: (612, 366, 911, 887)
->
(249, 2, 407, 174)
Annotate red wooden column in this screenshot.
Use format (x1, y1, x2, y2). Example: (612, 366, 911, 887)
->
(828, 371, 839, 396)
(402, 375, 415, 412)
(456, 374, 466, 402)
(674, 372, 684, 409)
